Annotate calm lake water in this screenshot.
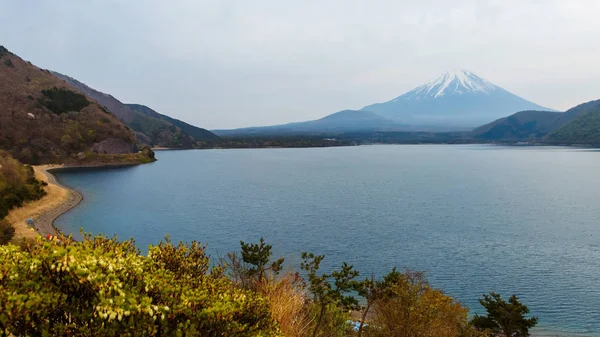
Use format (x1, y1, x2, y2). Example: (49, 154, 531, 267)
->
(55, 145, 600, 336)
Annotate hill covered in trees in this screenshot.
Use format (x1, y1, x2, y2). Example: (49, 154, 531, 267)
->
(544, 99, 600, 145)
(51, 72, 220, 148)
(0, 46, 148, 164)
(472, 99, 600, 143)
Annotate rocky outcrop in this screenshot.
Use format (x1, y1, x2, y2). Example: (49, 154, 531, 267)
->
(92, 138, 136, 154)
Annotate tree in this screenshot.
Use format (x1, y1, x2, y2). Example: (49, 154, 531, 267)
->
(370, 269, 469, 337)
(356, 274, 381, 337)
(301, 252, 360, 337)
(470, 292, 538, 337)
(240, 237, 284, 284)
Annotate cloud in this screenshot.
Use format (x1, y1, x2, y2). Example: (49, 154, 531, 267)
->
(1, 0, 599, 128)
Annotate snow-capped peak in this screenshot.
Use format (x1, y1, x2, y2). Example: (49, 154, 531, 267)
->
(396, 70, 498, 101)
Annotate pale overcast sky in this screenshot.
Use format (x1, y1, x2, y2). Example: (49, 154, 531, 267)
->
(1, 0, 599, 129)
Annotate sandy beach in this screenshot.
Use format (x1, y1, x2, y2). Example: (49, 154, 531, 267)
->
(6, 165, 83, 240)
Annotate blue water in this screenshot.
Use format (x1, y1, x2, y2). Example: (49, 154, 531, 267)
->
(55, 145, 600, 336)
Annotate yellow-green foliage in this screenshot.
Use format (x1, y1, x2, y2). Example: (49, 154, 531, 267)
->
(0, 151, 47, 220)
(0, 234, 279, 336)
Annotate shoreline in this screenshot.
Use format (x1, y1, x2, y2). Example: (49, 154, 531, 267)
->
(8, 161, 148, 240)
(7, 165, 82, 239)
(37, 166, 83, 235)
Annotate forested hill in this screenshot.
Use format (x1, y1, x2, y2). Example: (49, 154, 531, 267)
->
(0, 46, 139, 164)
(544, 99, 600, 145)
(52, 72, 220, 148)
(472, 99, 600, 144)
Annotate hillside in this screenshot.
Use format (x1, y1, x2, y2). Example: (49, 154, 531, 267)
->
(472, 110, 562, 140)
(545, 99, 600, 145)
(52, 72, 219, 148)
(362, 70, 554, 128)
(0, 46, 139, 164)
(473, 99, 600, 142)
(126, 104, 219, 145)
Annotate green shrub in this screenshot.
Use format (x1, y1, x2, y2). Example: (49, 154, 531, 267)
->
(140, 147, 156, 161)
(39, 87, 90, 115)
(3, 59, 13, 68)
(0, 152, 47, 220)
(0, 234, 279, 336)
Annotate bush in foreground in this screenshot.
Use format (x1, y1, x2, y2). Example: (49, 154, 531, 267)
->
(0, 234, 279, 336)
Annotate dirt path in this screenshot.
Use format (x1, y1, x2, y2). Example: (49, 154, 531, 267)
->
(6, 165, 83, 239)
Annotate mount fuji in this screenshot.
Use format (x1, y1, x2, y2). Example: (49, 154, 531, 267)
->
(213, 70, 556, 136)
(362, 70, 555, 128)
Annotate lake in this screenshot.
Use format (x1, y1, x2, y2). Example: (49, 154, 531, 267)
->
(54, 145, 600, 336)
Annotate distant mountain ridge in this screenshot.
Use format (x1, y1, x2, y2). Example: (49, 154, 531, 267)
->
(362, 70, 555, 127)
(213, 110, 403, 137)
(51, 72, 219, 148)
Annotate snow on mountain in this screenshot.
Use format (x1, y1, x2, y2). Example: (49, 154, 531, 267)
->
(363, 70, 555, 128)
(403, 69, 497, 99)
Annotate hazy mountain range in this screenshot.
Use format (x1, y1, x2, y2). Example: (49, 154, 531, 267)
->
(3, 44, 600, 161)
(214, 70, 555, 136)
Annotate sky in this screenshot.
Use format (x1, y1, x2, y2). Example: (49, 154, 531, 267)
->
(1, 0, 600, 129)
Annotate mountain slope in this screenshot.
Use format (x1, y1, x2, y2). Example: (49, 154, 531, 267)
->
(362, 70, 554, 128)
(213, 110, 399, 137)
(544, 99, 600, 145)
(473, 99, 600, 141)
(51, 72, 219, 148)
(0, 46, 139, 164)
(472, 110, 562, 140)
(126, 104, 219, 143)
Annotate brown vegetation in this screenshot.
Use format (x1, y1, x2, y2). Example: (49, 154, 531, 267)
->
(51, 73, 220, 148)
(0, 46, 138, 164)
